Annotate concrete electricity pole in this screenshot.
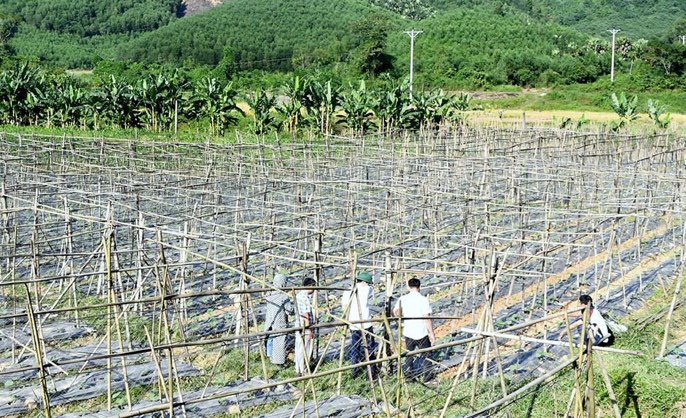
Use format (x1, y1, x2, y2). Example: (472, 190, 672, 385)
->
(404, 29, 422, 100)
(608, 29, 620, 82)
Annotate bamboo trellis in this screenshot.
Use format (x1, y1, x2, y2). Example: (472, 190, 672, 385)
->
(0, 126, 685, 417)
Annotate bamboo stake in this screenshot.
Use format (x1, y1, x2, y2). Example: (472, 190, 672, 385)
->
(586, 332, 596, 418)
(105, 228, 133, 409)
(595, 353, 622, 418)
(156, 229, 176, 417)
(659, 250, 684, 358)
(463, 357, 577, 418)
(25, 283, 52, 418)
(336, 251, 357, 395)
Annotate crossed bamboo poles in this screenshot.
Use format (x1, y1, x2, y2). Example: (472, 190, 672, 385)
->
(1, 127, 685, 417)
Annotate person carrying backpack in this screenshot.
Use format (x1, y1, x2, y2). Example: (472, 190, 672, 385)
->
(264, 273, 294, 366)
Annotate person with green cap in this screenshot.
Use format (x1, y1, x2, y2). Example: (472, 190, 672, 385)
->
(341, 271, 377, 379)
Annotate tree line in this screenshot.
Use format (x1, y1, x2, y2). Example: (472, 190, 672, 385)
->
(0, 65, 472, 136)
(0, 0, 684, 91)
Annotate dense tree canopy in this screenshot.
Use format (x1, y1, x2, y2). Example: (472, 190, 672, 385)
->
(0, 0, 181, 37)
(385, 8, 601, 87)
(119, 0, 389, 69)
(419, 0, 686, 39)
(0, 0, 685, 91)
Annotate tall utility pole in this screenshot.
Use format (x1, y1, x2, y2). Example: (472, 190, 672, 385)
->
(608, 29, 621, 82)
(404, 30, 422, 100)
(681, 35, 686, 45)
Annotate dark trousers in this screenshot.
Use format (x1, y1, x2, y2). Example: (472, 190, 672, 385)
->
(350, 329, 377, 378)
(404, 335, 431, 381)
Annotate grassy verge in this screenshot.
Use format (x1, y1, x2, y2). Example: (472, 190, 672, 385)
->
(474, 84, 686, 115)
(507, 283, 686, 418)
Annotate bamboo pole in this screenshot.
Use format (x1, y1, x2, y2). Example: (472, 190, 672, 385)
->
(586, 330, 596, 418)
(659, 250, 684, 358)
(105, 228, 133, 409)
(24, 284, 52, 418)
(595, 353, 622, 418)
(3, 128, 686, 418)
(462, 357, 577, 418)
(239, 234, 251, 381)
(336, 251, 357, 395)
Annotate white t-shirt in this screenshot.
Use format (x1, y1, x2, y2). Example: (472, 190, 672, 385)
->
(394, 291, 432, 340)
(341, 283, 373, 330)
(589, 308, 610, 343)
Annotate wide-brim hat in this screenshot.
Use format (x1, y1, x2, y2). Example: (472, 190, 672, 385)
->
(357, 272, 373, 283)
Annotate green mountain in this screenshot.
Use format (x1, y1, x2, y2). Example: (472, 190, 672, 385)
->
(118, 0, 392, 69)
(0, 0, 183, 67)
(118, 0, 603, 87)
(418, 0, 686, 39)
(385, 7, 594, 88)
(1, 0, 181, 36)
(0, 0, 683, 89)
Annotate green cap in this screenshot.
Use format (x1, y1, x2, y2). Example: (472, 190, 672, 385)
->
(357, 272, 373, 283)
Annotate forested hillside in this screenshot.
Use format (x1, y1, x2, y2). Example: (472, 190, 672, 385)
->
(118, 0, 392, 69)
(385, 8, 594, 87)
(511, 0, 686, 39)
(119, 1, 618, 88)
(0, 0, 183, 68)
(418, 0, 686, 38)
(0, 0, 684, 91)
(1, 0, 181, 36)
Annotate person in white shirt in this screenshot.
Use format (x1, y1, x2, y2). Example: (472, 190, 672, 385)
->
(577, 294, 613, 346)
(393, 277, 435, 382)
(562, 294, 614, 347)
(341, 271, 377, 378)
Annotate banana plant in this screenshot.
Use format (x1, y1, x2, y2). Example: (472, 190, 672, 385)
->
(430, 89, 456, 128)
(609, 92, 639, 130)
(94, 75, 138, 129)
(54, 78, 87, 128)
(0, 63, 44, 125)
(246, 89, 278, 135)
(277, 76, 307, 135)
(24, 85, 49, 127)
(647, 99, 670, 129)
(339, 80, 376, 137)
(136, 72, 187, 132)
(406, 88, 466, 131)
(407, 89, 434, 131)
(302, 79, 341, 136)
(446, 93, 472, 126)
(191, 77, 243, 136)
(453, 92, 471, 112)
(373, 78, 412, 134)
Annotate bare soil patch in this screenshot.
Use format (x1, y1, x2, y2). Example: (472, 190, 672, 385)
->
(182, 0, 223, 17)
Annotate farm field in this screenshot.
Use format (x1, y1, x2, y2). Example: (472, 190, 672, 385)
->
(470, 109, 686, 129)
(2, 127, 686, 417)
